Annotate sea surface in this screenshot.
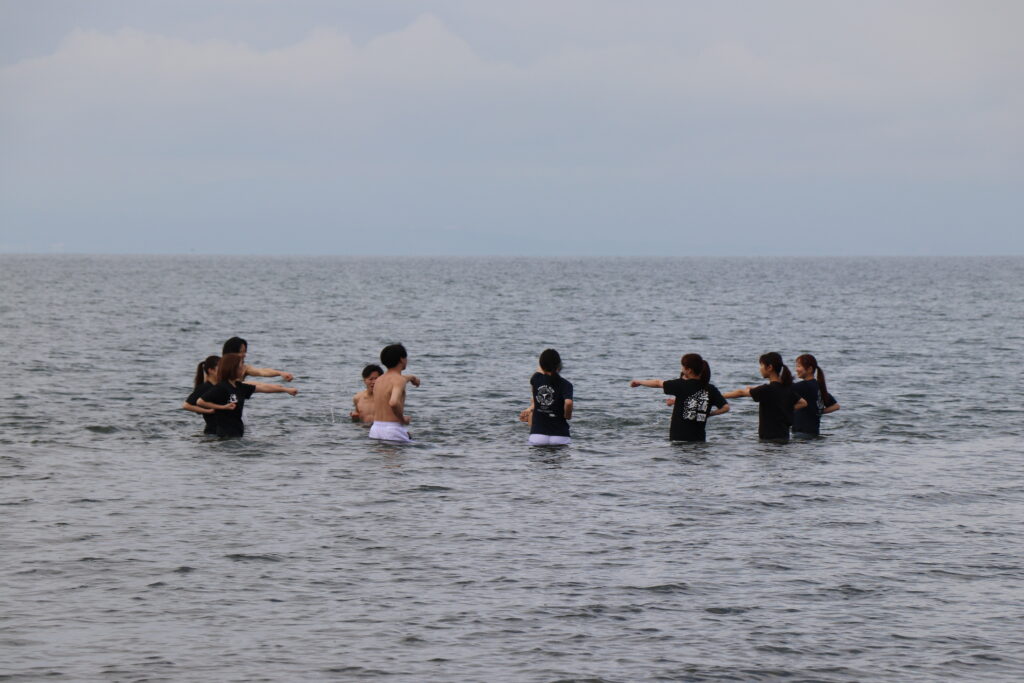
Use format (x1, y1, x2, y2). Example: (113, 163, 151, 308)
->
(1, 255, 1022, 682)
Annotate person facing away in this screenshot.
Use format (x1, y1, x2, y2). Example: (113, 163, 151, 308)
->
(222, 336, 294, 382)
(792, 353, 840, 437)
(519, 348, 573, 446)
(368, 344, 420, 443)
(351, 364, 383, 424)
(182, 355, 220, 435)
(723, 352, 807, 441)
(630, 352, 730, 442)
(198, 352, 299, 438)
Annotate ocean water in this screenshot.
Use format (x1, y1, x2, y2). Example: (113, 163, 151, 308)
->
(1, 255, 1022, 682)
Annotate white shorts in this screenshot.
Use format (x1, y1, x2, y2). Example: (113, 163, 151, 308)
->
(369, 421, 412, 443)
(529, 434, 571, 446)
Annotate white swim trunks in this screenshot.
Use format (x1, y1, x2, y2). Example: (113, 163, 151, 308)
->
(369, 421, 413, 443)
(528, 434, 571, 446)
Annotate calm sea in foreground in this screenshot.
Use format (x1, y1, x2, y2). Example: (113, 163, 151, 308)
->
(1, 255, 1022, 682)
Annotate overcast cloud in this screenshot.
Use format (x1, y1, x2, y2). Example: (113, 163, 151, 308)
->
(1, 0, 1021, 255)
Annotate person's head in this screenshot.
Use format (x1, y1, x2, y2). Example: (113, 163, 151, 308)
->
(216, 353, 246, 383)
(680, 353, 711, 386)
(758, 352, 792, 385)
(194, 355, 220, 389)
(362, 363, 383, 391)
(795, 353, 828, 394)
(380, 344, 407, 370)
(223, 336, 248, 357)
(538, 348, 562, 376)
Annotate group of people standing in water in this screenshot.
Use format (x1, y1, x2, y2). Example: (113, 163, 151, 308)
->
(183, 338, 839, 444)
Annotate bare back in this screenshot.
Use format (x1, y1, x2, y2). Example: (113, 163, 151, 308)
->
(372, 370, 407, 423)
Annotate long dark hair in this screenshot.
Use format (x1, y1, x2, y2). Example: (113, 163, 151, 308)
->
(539, 348, 562, 381)
(759, 352, 793, 386)
(796, 353, 828, 396)
(216, 353, 245, 384)
(194, 355, 220, 389)
(681, 353, 711, 386)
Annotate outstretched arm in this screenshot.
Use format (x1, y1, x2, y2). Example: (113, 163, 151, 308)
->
(722, 387, 753, 399)
(250, 382, 298, 396)
(630, 379, 664, 389)
(244, 364, 295, 381)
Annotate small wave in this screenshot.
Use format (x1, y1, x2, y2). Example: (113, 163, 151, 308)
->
(225, 553, 285, 562)
(85, 425, 119, 433)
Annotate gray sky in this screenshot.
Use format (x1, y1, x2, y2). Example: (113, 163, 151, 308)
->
(2, 0, 1022, 255)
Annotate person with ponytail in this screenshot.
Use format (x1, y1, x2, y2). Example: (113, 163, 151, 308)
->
(792, 354, 840, 437)
(198, 352, 299, 438)
(519, 349, 573, 446)
(723, 352, 807, 441)
(630, 353, 730, 442)
(182, 355, 220, 434)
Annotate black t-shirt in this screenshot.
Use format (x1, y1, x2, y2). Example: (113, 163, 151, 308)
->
(200, 380, 257, 438)
(662, 378, 727, 442)
(792, 379, 837, 436)
(749, 381, 801, 440)
(185, 381, 217, 434)
(530, 372, 573, 437)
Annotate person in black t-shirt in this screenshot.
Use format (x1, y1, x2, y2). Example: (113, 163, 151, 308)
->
(723, 352, 807, 441)
(630, 353, 730, 442)
(198, 352, 299, 438)
(792, 353, 840, 437)
(182, 355, 220, 435)
(519, 349, 573, 446)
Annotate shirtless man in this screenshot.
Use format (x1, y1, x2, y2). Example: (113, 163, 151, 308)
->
(368, 344, 420, 443)
(223, 337, 294, 382)
(350, 364, 383, 424)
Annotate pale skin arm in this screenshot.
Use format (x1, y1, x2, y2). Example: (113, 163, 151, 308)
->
(823, 403, 840, 414)
(709, 404, 730, 417)
(350, 392, 362, 420)
(519, 398, 534, 424)
(564, 398, 573, 420)
(794, 398, 808, 410)
(389, 382, 409, 425)
(405, 374, 421, 388)
(182, 401, 214, 415)
(722, 387, 754, 399)
(244, 364, 295, 382)
(249, 382, 299, 396)
(197, 398, 236, 411)
(630, 379, 664, 389)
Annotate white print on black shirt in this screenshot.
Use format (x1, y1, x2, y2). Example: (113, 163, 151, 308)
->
(229, 393, 238, 403)
(684, 390, 710, 422)
(536, 384, 557, 416)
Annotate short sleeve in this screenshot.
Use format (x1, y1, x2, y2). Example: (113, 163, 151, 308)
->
(663, 379, 683, 396)
(749, 384, 767, 403)
(708, 385, 727, 409)
(185, 386, 204, 406)
(201, 385, 228, 404)
(238, 383, 257, 400)
(562, 379, 573, 400)
(823, 392, 837, 408)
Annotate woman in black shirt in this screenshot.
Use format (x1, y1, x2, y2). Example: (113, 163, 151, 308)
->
(519, 349, 573, 446)
(723, 352, 807, 441)
(630, 353, 730, 441)
(182, 355, 220, 434)
(198, 353, 299, 438)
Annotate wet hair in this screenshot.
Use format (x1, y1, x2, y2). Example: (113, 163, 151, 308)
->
(681, 353, 711, 386)
(796, 353, 828, 396)
(216, 353, 245, 384)
(759, 352, 793, 385)
(362, 364, 384, 379)
(222, 337, 247, 355)
(380, 344, 407, 369)
(194, 355, 220, 389)
(538, 348, 562, 380)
